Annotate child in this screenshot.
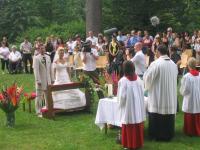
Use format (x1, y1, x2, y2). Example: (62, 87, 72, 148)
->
(180, 57, 200, 136)
(117, 61, 145, 149)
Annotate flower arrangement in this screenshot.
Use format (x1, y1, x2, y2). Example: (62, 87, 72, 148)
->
(0, 83, 23, 127)
(78, 72, 107, 102)
(78, 73, 97, 103)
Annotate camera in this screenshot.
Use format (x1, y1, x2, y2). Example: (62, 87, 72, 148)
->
(82, 41, 92, 53)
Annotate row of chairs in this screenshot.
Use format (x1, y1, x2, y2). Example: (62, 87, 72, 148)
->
(67, 55, 109, 70)
(145, 49, 199, 72)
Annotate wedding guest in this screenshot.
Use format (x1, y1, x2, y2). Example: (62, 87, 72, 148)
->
(125, 48, 134, 61)
(0, 42, 10, 74)
(8, 45, 22, 74)
(33, 44, 54, 117)
(20, 37, 33, 73)
(162, 32, 168, 47)
(144, 44, 178, 141)
(45, 36, 54, 62)
(180, 57, 200, 136)
(66, 37, 74, 55)
(131, 42, 146, 79)
(142, 31, 153, 55)
(194, 38, 200, 65)
(86, 31, 98, 47)
(2, 36, 9, 47)
(118, 60, 145, 150)
(50, 34, 57, 51)
(108, 35, 119, 65)
(96, 35, 105, 55)
(56, 37, 65, 49)
(72, 34, 82, 52)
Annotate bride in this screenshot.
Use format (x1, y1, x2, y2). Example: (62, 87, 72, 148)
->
(52, 47, 86, 109)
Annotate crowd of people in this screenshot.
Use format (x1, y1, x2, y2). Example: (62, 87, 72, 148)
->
(0, 27, 200, 149)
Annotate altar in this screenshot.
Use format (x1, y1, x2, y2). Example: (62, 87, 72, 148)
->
(95, 97, 121, 132)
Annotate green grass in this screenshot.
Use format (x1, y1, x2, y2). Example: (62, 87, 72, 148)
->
(0, 72, 200, 150)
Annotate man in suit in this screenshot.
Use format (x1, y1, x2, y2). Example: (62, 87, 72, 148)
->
(33, 44, 54, 117)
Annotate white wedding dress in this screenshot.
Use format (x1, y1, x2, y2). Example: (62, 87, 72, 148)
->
(52, 62, 86, 109)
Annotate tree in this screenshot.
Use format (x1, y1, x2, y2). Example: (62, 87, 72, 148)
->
(86, 0, 102, 36)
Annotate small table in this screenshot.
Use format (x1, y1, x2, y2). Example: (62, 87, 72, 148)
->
(95, 96, 148, 134)
(95, 97, 121, 134)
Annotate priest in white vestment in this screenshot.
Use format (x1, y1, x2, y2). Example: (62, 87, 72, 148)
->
(180, 57, 200, 136)
(144, 44, 178, 141)
(118, 61, 145, 149)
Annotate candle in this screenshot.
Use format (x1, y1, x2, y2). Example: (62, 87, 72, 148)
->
(108, 84, 113, 96)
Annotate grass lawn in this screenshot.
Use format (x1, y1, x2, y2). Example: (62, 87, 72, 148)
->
(0, 71, 200, 150)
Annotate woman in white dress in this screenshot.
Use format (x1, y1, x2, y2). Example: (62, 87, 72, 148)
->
(52, 47, 86, 109)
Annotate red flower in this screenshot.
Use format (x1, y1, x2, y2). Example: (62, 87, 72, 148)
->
(31, 92, 36, 99)
(24, 92, 36, 101)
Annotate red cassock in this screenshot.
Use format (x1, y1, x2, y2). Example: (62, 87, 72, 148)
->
(121, 123, 144, 149)
(184, 113, 200, 136)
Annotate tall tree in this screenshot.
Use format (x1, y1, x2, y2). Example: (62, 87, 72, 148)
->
(86, 0, 102, 36)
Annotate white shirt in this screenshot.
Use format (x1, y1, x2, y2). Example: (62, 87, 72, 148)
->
(180, 72, 200, 113)
(117, 76, 146, 124)
(86, 36, 98, 46)
(9, 51, 22, 62)
(20, 42, 32, 54)
(131, 50, 146, 76)
(117, 35, 127, 42)
(144, 55, 178, 114)
(0, 47, 10, 60)
(66, 41, 74, 53)
(81, 48, 98, 71)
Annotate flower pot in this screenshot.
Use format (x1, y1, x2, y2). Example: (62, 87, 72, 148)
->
(6, 112, 15, 127)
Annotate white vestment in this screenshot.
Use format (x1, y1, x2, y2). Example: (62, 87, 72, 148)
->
(180, 72, 200, 113)
(144, 55, 178, 114)
(117, 76, 146, 124)
(52, 62, 86, 109)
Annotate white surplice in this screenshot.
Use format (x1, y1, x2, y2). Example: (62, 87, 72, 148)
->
(117, 76, 146, 124)
(52, 62, 86, 109)
(144, 55, 178, 114)
(180, 72, 200, 113)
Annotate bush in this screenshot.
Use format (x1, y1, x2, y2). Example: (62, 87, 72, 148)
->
(16, 20, 86, 43)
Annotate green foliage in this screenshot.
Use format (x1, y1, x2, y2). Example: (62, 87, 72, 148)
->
(0, 0, 85, 42)
(16, 20, 86, 43)
(0, 0, 200, 43)
(102, 0, 200, 34)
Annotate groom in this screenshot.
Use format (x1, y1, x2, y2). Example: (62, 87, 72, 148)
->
(33, 44, 54, 117)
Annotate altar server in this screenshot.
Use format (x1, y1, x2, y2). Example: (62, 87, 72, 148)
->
(180, 57, 200, 136)
(117, 60, 145, 149)
(144, 44, 178, 141)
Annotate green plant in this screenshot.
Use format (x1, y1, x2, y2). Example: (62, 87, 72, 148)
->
(15, 20, 86, 44)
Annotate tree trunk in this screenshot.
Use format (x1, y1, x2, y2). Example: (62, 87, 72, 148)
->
(86, 0, 102, 36)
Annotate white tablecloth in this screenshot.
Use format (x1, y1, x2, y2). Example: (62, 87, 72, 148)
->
(95, 97, 121, 129)
(95, 97, 148, 130)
